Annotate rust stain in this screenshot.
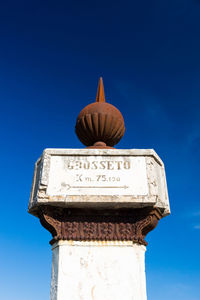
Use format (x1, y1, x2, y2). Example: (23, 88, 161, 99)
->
(91, 285, 96, 300)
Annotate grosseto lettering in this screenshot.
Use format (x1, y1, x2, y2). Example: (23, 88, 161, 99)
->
(65, 160, 131, 170)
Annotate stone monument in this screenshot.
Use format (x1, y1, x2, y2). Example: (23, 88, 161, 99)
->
(29, 77, 170, 300)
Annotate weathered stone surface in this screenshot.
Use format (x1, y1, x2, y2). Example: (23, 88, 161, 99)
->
(51, 241, 147, 300)
(29, 148, 170, 217)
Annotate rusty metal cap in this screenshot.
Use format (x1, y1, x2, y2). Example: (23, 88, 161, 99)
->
(75, 77, 125, 148)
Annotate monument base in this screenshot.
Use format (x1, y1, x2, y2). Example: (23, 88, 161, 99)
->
(51, 240, 147, 300)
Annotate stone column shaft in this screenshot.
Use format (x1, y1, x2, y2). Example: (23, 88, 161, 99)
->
(51, 241, 147, 300)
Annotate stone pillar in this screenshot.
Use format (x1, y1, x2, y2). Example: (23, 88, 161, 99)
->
(29, 148, 169, 300)
(37, 206, 162, 300)
(29, 78, 170, 300)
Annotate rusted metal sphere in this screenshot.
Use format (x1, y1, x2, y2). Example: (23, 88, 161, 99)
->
(75, 78, 125, 148)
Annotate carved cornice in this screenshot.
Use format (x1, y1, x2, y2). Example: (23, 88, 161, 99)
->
(38, 206, 162, 246)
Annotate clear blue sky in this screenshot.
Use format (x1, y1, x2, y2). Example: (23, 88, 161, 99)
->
(0, 1, 200, 299)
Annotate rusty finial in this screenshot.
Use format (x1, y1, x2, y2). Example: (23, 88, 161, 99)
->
(75, 77, 125, 148)
(96, 77, 105, 103)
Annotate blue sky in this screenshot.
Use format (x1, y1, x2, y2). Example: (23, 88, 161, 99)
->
(0, 0, 200, 299)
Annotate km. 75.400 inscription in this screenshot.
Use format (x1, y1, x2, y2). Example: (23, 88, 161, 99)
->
(75, 174, 121, 183)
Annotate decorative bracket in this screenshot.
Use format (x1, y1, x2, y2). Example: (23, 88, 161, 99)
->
(38, 206, 162, 246)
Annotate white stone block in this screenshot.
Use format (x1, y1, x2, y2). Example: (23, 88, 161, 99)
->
(51, 241, 147, 300)
(29, 149, 170, 216)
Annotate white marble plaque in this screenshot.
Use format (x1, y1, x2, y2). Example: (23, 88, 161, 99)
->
(46, 156, 148, 196)
(29, 149, 170, 216)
